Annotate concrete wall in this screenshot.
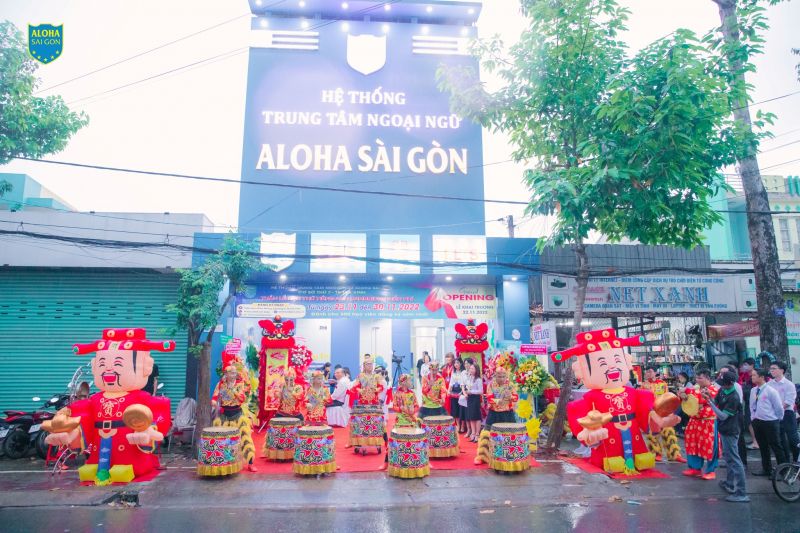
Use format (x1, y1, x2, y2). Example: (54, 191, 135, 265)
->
(0, 210, 215, 269)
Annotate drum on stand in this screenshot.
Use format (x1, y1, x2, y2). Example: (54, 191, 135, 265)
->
(293, 425, 336, 476)
(421, 415, 459, 458)
(488, 423, 530, 473)
(197, 426, 242, 477)
(264, 417, 302, 460)
(348, 404, 385, 449)
(388, 427, 429, 479)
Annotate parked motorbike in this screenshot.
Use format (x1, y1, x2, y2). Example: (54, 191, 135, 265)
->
(1, 394, 69, 460)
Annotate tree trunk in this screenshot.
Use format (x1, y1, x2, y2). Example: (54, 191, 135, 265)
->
(193, 342, 212, 452)
(545, 241, 590, 450)
(714, 0, 790, 375)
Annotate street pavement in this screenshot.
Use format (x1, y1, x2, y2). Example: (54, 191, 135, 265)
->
(0, 450, 798, 533)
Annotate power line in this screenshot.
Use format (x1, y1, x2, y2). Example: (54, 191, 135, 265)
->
(67, 47, 249, 105)
(17, 155, 800, 214)
(64, 1, 403, 106)
(15, 157, 531, 206)
(759, 139, 800, 155)
(34, 11, 258, 94)
(0, 197, 502, 234)
(2, 228, 794, 277)
(762, 158, 800, 172)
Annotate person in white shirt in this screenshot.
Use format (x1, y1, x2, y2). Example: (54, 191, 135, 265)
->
(768, 361, 799, 461)
(326, 368, 351, 427)
(750, 368, 788, 476)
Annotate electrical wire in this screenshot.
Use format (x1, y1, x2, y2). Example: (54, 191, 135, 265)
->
(15, 156, 800, 214)
(34, 11, 259, 94)
(1, 227, 793, 277)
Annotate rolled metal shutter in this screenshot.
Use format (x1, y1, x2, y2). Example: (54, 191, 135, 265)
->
(0, 268, 187, 413)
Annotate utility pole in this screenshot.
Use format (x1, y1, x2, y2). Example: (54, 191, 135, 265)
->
(506, 215, 515, 238)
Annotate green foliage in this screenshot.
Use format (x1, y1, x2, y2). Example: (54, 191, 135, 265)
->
(0, 180, 10, 197)
(439, 0, 751, 251)
(168, 234, 267, 351)
(245, 342, 259, 372)
(0, 21, 88, 164)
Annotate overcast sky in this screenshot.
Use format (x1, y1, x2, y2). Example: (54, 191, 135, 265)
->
(1, 0, 798, 238)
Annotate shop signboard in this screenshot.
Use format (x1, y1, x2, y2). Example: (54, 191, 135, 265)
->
(236, 284, 497, 320)
(542, 274, 752, 313)
(530, 321, 557, 351)
(785, 295, 800, 346)
(238, 18, 485, 235)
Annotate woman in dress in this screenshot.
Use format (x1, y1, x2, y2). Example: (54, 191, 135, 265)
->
(447, 358, 467, 433)
(461, 359, 483, 442)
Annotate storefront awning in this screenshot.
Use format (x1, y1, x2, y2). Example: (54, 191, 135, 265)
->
(707, 320, 760, 340)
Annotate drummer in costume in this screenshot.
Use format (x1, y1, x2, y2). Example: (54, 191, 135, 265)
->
(551, 329, 680, 475)
(306, 370, 332, 425)
(678, 368, 722, 480)
(44, 328, 174, 485)
(475, 366, 518, 465)
(212, 365, 257, 472)
(346, 355, 386, 451)
(276, 367, 305, 421)
(641, 366, 685, 463)
(419, 361, 447, 418)
(393, 374, 419, 427)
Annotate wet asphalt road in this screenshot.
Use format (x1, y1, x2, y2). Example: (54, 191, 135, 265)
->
(2, 495, 799, 533)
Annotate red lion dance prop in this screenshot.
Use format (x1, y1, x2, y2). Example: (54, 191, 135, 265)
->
(257, 316, 296, 424)
(454, 319, 489, 376)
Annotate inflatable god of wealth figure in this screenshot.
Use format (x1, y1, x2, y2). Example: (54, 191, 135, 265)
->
(551, 329, 680, 475)
(44, 328, 174, 485)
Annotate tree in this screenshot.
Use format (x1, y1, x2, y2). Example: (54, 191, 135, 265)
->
(709, 0, 790, 375)
(168, 235, 266, 444)
(440, 0, 742, 450)
(0, 21, 88, 174)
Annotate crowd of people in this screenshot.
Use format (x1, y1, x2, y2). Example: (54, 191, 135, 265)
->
(323, 352, 493, 442)
(638, 358, 799, 502)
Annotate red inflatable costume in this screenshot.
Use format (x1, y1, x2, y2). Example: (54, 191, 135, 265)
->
(551, 329, 679, 475)
(44, 328, 174, 485)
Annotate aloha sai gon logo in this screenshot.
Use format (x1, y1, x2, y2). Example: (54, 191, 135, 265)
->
(28, 24, 63, 64)
(346, 34, 386, 76)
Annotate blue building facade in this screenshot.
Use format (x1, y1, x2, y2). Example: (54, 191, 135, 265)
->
(194, 1, 537, 377)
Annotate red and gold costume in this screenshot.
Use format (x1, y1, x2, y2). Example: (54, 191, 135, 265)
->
(550, 329, 680, 475)
(45, 328, 174, 485)
(641, 378, 683, 461)
(351, 372, 384, 405)
(683, 383, 722, 474)
(277, 370, 305, 419)
(393, 375, 419, 427)
(419, 365, 447, 418)
(212, 369, 256, 467)
(306, 372, 331, 425)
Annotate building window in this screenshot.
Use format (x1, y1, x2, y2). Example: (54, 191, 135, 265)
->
(779, 218, 791, 252)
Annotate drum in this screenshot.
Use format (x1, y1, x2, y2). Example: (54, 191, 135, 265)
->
(488, 423, 530, 473)
(348, 404, 385, 446)
(388, 427, 430, 479)
(421, 415, 459, 458)
(197, 426, 242, 477)
(264, 417, 302, 460)
(293, 425, 336, 475)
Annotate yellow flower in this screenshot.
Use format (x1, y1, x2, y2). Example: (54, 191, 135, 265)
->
(516, 399, 533, 419)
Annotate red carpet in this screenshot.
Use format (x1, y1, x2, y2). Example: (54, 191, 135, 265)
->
(563, 456, 670, 479)
(247, 419, 541, 475)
